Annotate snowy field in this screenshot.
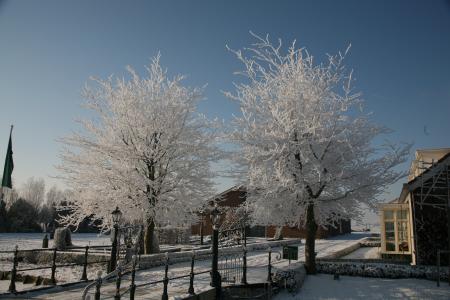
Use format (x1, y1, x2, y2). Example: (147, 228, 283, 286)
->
(274, 274, 450, 300)
(0, 233, 111, 251)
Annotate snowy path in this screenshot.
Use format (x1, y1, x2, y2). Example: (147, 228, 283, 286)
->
(274, 274, 450, 300)
(1, 234, 366, 299)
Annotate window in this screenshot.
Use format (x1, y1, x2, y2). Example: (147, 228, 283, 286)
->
(382, 207, 409, 253)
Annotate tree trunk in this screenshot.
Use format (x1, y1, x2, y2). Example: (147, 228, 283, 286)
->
(305, 203, 318, 274)
(143, 219, 160, 254)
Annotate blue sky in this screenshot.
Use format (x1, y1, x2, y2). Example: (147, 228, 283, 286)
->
(1, 0, 450, 209)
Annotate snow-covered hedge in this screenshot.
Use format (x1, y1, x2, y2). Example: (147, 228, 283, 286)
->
(317, 261, 448, 281)
(273, 262, 306, 293)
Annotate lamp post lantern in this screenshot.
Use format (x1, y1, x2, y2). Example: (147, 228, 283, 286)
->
(108, 206, 122, 272)
(209, 203, 221, 296)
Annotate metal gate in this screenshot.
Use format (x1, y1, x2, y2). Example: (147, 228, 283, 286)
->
(116, 224, 143, 263)
(219, 250, 244, 283)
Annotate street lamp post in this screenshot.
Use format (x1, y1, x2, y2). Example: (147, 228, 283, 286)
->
(108, 206, 122, 273)
(210, 203, 221, 297)
(199, 213, 205, 246)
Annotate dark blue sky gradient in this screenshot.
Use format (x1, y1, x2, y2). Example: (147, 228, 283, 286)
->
(0, 0, 449, 203)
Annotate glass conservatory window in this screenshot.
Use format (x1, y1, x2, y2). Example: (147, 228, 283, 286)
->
(384, 210, 395, 251)
(397, 210, 409, 252)
(383, 208, 409, 253)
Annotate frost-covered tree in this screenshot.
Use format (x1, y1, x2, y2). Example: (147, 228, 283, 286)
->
(46, 185, 64, 205)
(58, 55, 220, 253)
(20, 177, 45, 211)
(227, 34, 410, 273)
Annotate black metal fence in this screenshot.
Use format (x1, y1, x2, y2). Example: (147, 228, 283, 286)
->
(218, 250, 244, 284)
(83, 247, 276, 300)
(0, 225, 143, 294)
(0, 245, 112, 293)
(83, 251, 207, 300)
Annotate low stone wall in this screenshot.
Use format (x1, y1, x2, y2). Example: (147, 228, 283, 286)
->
(320, 241, 361, 259)
(0, 271, 54, 286)
(17, 250, 107, 265)
(317, 261, 448, 281)
(359, 237, 381, 248)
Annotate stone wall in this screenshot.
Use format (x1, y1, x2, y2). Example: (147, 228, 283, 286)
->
(138, 239, 300, 269)
(317, 261, 448, 281)
(158, 227, 191, 245)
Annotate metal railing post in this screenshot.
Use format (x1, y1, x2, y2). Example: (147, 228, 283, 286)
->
(162, 252, 169, 300)
(241, 246, 247, 285)
(109, 223, 119, 273)
(129, 256, 137, 300)
(267, 246, 272, 283)
(188, 251, 195, 295)
(94, 271, 103, 300)
(114, 265, 122, 300)
(8, 245, 18, 293)
(51, 248, 57, 285)
(210, 225, 221, 295)
(81, 245, 89, 281)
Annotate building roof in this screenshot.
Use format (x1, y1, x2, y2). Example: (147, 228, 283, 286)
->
(398, 150, 450, 203)
(408, 148, 450, 181)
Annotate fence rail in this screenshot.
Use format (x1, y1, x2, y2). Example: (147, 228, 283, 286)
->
(83, 246, 276, 300)
(1, 225, 143, 294)
(1, 244, 113, 293)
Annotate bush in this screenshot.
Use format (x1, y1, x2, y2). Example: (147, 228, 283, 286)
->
(7, 198, 41, 232)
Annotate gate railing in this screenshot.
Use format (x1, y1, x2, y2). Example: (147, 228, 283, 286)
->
(81, 225, 143, 299)
(83, 246, 277, 300)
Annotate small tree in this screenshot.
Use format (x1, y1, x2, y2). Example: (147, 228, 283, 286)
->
(57, 55, 220, 253)
(227, 34, 410, 273)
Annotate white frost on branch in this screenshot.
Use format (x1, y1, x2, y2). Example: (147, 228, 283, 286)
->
(227, 33, 411, 228)
(57, 55, 221, 230)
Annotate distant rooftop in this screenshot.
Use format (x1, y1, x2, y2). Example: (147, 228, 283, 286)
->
(408, 148, 450, 181)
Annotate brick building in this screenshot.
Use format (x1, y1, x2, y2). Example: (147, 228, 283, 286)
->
(192, 186, 351, 238)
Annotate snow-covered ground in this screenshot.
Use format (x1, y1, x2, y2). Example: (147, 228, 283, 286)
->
(0, 233, 111, 251)
(1, 233, 370, 298)
(341, 247, 380, 259)
(274, 274, 450, 300)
